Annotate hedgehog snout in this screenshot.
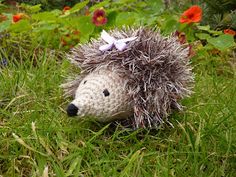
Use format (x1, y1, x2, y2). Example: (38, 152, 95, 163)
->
(67, 103, 79, 117)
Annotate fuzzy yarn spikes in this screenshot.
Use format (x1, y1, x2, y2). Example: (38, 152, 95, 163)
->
(64, 27, 194, 128)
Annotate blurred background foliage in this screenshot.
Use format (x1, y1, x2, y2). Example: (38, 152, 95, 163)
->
(0, 0, 235, 62)
(1, 0, 236, 29)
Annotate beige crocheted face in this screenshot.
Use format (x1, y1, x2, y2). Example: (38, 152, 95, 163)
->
(67, 69, 133, 122)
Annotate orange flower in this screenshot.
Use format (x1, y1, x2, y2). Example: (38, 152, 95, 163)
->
(179, 5, 202, 24)
(92, 9, 107, 26)
(63, 6, 71, 12)
(224, 29, 236, 36)
(12, 13, 25, 23)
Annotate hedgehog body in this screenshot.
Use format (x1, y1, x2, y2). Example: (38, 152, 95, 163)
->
(62, 27, 194, 128)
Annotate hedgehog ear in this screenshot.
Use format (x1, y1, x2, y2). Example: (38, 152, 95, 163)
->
(61, 75, 83, 97)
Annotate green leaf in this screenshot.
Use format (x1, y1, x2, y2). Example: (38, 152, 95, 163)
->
(0, 20, 11, 32)
(32, 11, 59, 21)
(76, 16, 94, 34)
(20, 3, 41, 13)
(136, 1, 147, 8)
(146, 0, 164, 14)
(70, 0, 89, 14)
(113, 0, 136, 4)
(106, 11, 117, 26)
(63, 16, 94, 43)
(195, 33, 211, 40)
(161, 17, 179, 34)
(197, 25, 211, 31)
(207, 34, 235, 51)
(89, 0, 111, 11)
(9, 20, 31, 32)
(197, 25, 222, 35)
(116, 12, 139, 26)
(29, 4, 41, 13)
(33, 22, 59, 32)
(179, 23, 188, 31)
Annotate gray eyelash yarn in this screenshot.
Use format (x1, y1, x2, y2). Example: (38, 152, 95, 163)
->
(62, 27, 194, 128)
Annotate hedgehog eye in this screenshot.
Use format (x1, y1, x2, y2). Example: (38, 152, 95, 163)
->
(83, 80, 87, 84)
(103, 89, 110, 97)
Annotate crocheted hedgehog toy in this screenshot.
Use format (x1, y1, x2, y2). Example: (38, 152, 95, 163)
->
(62, 27, 194, 128)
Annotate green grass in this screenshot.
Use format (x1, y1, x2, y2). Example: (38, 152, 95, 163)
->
(0, 47, 235, 177)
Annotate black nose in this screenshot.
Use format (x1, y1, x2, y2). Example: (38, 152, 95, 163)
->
(66, 104, 78, 117)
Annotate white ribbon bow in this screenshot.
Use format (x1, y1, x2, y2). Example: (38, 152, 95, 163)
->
(99, 30, 137, 52)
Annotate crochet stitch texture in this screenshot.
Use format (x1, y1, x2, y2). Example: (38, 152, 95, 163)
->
(62, 27, 194, 128)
